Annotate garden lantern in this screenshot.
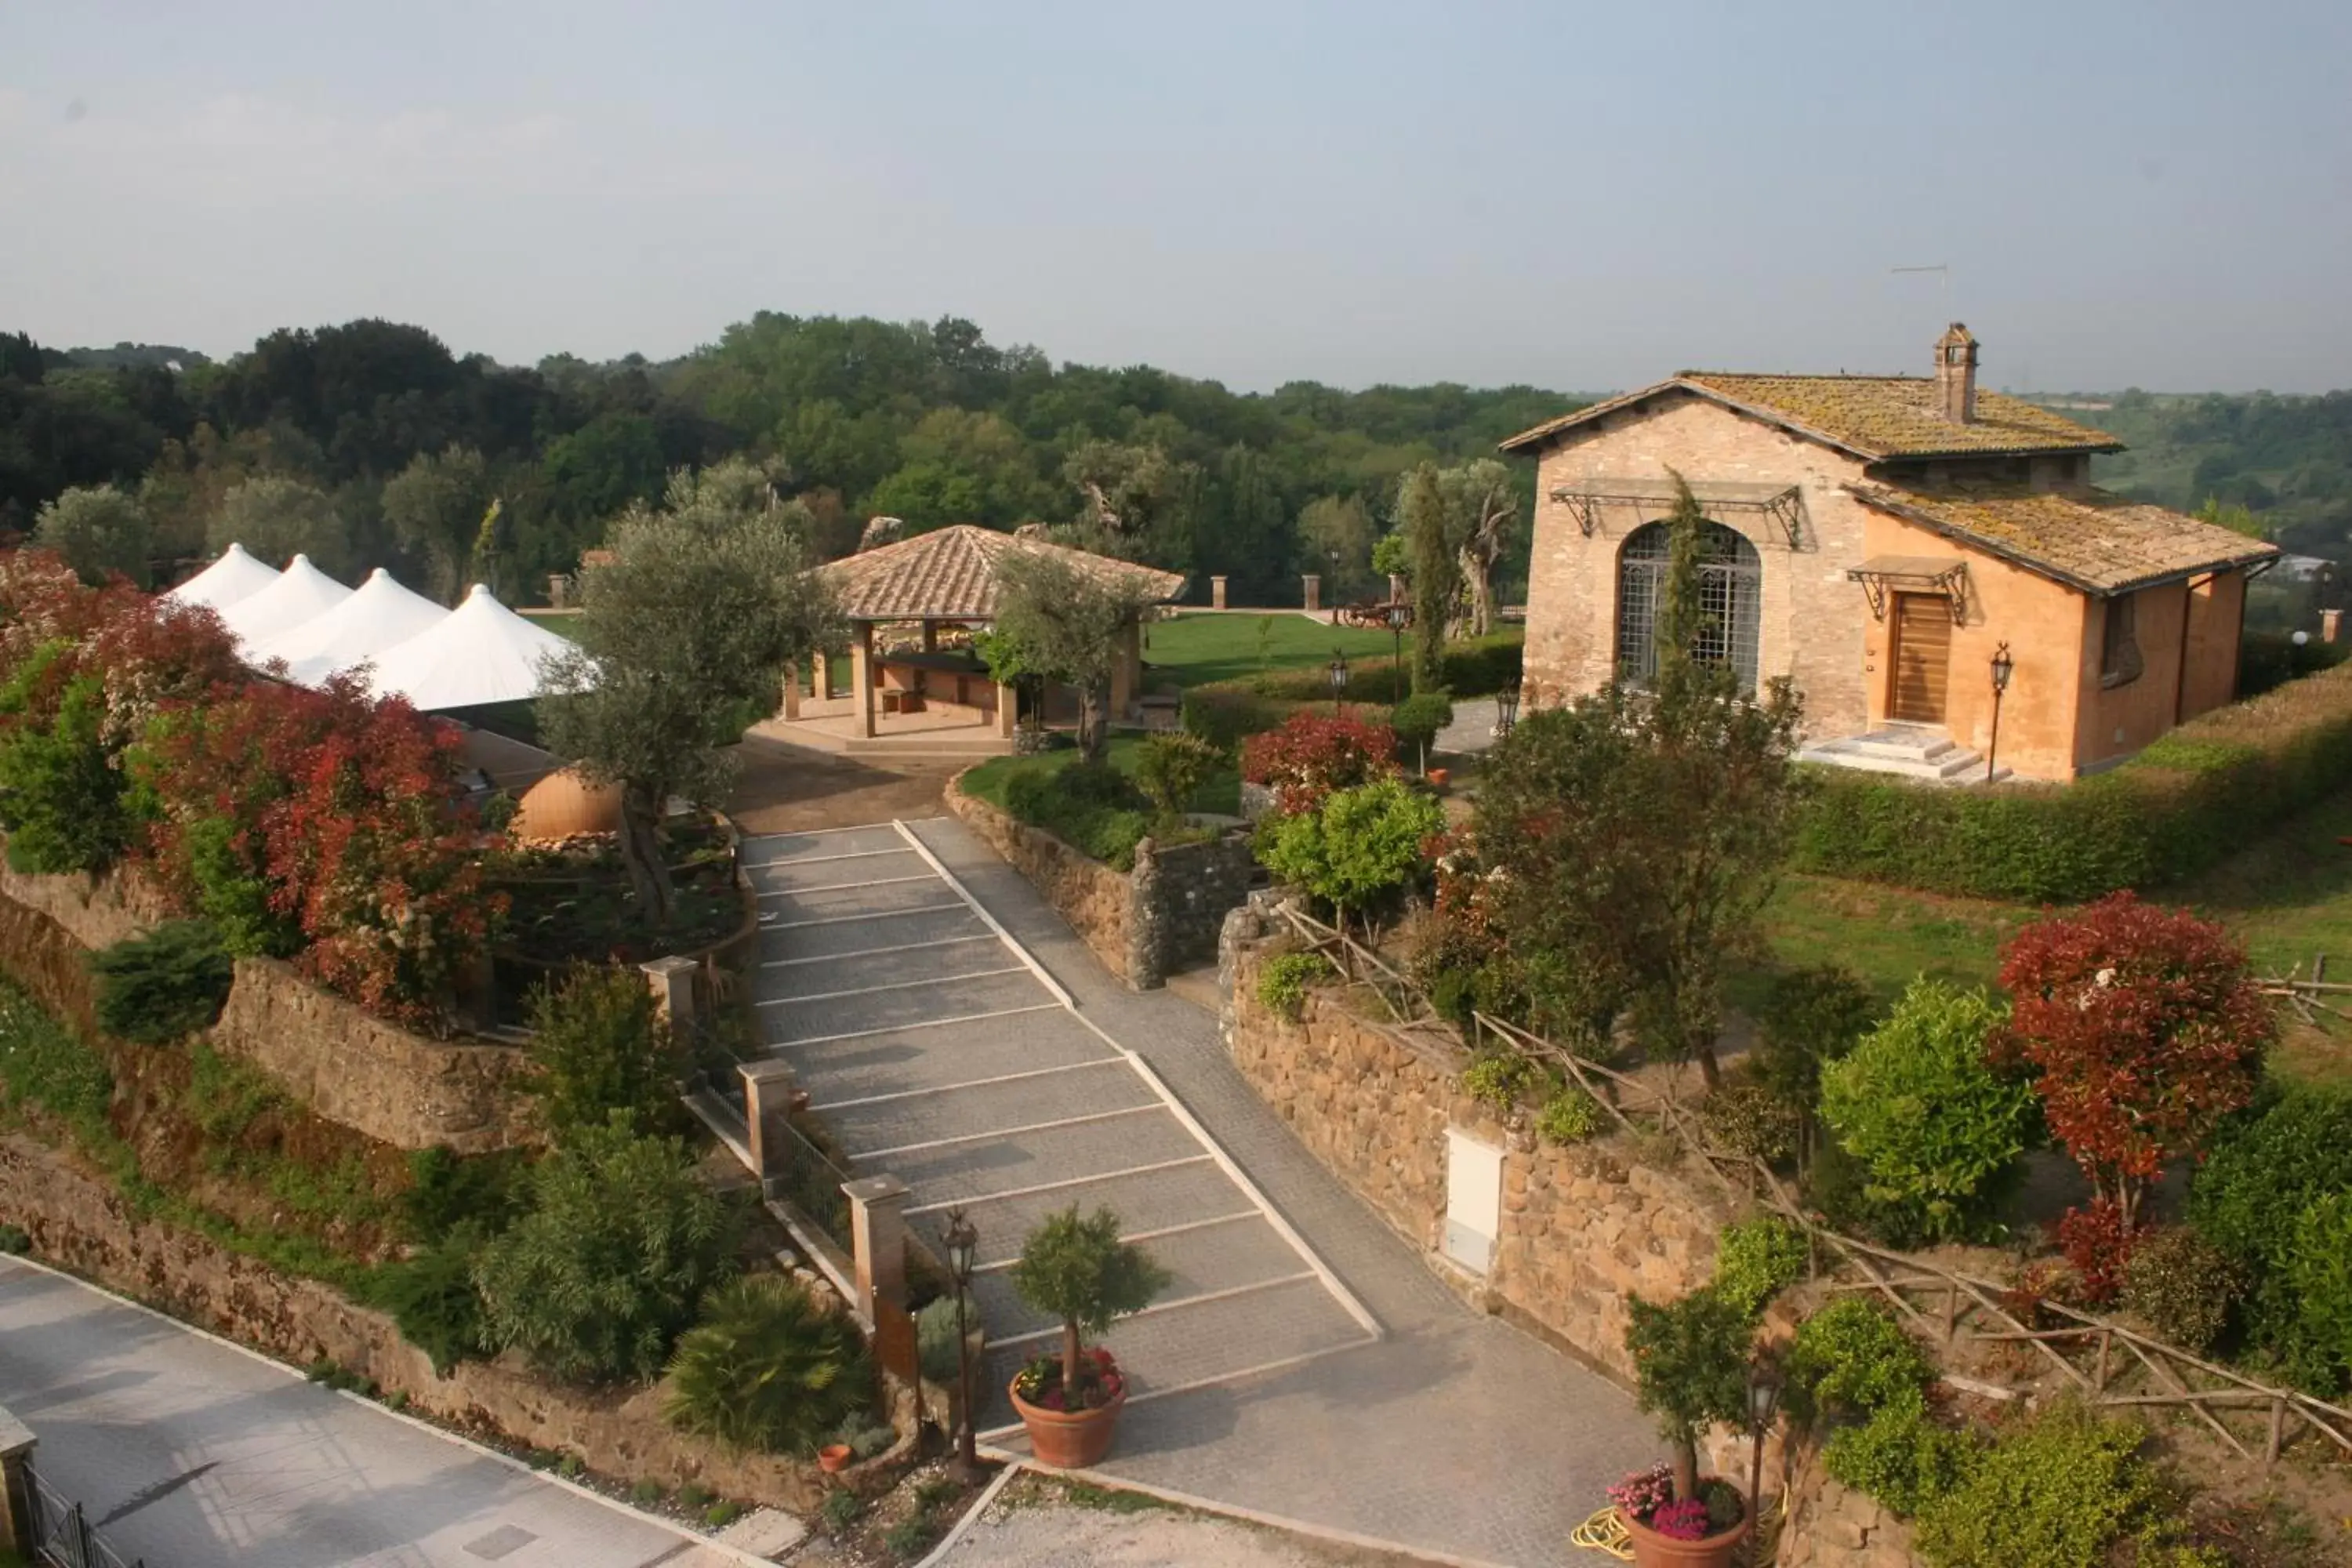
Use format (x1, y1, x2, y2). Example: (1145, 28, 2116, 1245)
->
(1495, 676, 1522, 739)
(944, 1207, 982, 1480)
(1745, 1356, 1783, 1564)
(1381, 600, 1413, 707)
(1985, 641, 2013, 784)
(1327, 650, 1350, 713)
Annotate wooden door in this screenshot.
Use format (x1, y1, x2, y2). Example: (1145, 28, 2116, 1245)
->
(1889, 594, 1952, 724)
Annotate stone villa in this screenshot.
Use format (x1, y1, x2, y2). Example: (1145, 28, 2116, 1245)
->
(1501, 325, 2278, 781)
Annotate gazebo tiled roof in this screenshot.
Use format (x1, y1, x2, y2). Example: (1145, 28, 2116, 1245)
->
(821, 524, 1185, 622)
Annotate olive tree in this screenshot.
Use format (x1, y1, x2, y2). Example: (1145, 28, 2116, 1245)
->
(208, 475, 349, 575)
(34, 485, 153, 586)
(989, 550, 1160, 761)
(539, 460, 840, 920)
(381, 445, 493, 604)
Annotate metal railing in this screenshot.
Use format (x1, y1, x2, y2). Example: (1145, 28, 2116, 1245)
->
(27, 1463, 145, 1568)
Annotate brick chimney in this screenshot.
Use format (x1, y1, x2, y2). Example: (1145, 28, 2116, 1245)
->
(1933, 322, 1979, 423)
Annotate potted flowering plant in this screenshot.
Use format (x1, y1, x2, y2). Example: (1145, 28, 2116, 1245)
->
(1614, 1289, 1753, 1568)
(1007, 1205, 1169, 1468)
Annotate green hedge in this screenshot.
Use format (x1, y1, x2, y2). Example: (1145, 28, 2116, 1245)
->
(1795, 660, 2352, 902)
(1177, 633, 1521, 749)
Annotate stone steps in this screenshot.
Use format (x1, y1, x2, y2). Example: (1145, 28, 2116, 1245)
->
(1797, 728, 2011, 786)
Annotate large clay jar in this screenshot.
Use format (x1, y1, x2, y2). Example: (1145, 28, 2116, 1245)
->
(1008, 1381, 1127, 1469)
(1622, 1511, 1746, 1568)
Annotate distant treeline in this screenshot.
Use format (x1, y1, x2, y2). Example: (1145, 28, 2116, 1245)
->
(0, 316, 1583, 606)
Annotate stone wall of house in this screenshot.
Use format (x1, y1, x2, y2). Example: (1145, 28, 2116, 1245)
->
(0, 843, 535, 1154)
(0, 1132, 911, 1511)
(212, 958, 536, 1155)
(1219, 901, 1729, 1381)
(947, 779, 1253, 990)
(1520, 392, 1875, 741)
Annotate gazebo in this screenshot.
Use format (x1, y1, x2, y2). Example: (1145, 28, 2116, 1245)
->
(783, 525, 1183, 753)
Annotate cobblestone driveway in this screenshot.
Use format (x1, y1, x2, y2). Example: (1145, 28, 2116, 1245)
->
(745, 824, 1378, 1427)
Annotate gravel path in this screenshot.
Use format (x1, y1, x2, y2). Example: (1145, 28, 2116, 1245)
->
(931, 1500, 1362, 1567)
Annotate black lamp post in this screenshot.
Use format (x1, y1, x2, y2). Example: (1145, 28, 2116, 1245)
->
(1382, 600, 1413, 707)
(1985, 641, 2014, 784)
(1327, 650, 1350, 714)
(943, 1207, 982, 1482)
(1745, 1356, 1783, 1566)
(1495, 676, 1522, 739)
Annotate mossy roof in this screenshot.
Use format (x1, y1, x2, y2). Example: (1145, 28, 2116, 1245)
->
(1846, 483, 2280, 596)
(1500, 374, 2126, 461)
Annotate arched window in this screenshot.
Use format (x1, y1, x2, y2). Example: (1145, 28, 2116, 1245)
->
(1615, 521, 1762, 693)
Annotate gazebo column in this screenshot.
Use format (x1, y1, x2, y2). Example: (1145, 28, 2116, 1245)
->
(996, 680, 1018, 739)
(1109, 619, 1142, 720)
(851, 622, 877, 739)
(920, 621, 938, 653)
(781, 662, 802, 720)
(814, 653, 836, 702)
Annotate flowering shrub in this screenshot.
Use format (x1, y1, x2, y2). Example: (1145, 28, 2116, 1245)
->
(1606, 1463, 1673, 1523)
(1998, 894, 2271, 1236)
(1240, 710, 1398, 815)
(1650, 1498, 1715, 1540)
(1011, 1345, 1125, 1411)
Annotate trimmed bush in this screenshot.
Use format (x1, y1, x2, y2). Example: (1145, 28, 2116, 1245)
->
(1439, 633, 1523, 697)
(1254, 776, 1440, 929)
(1180, 684, 1281, 748)
(89, 920, 234, 1044)
(1794, 659, 2352, 901)
(1824, 1401, 1980, 1519)
(1700, 1081, 1802, 1164)
(2187, 1083, 2352, 1276)
(916, 1295, 964, 1385)
(1534, 1087, 1602, 1145)
(1461, 1050, 1537, 1112)
(1818, 981, 2034, 1243)
(662, 1274, 873, 1454)
(1131, 731, 1225, 825)
(1911, 1400, 2163, 1568)
(1388, 691, 1454, 762)
(1711, 1216, 1806, 1319)
(2288, 1193, 2352, 1385)
(1785, 1298, 1936, 1426)
(2120, 1225, 2242, 1354)
(372, 1223, 494, 1374)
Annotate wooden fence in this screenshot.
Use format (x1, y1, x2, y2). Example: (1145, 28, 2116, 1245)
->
(1268, 900, 2352, 1467)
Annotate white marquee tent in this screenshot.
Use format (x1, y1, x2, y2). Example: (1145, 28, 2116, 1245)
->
(248, 568, 452, 688)
(217, 555, 354, 651)
(365, 583, 579, 711)
(162, 543, 281, 614)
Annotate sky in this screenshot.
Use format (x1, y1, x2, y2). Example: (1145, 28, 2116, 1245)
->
(3, 1, 2348, 394)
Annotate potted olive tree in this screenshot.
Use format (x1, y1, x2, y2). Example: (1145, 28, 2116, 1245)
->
(1007, 1205, 1169, 1468)
(1613, 1287, 1754, 1568)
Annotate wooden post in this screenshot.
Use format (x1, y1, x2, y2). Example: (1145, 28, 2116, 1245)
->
(2093, 1330, 2111, 1393)
(1943, 1284, 1958, 1343)
(845, 1176, 911, 1323)
(2267, 1396, 2287, 1465)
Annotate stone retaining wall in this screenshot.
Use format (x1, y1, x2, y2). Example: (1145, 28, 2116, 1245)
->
(212, 958, 535, 1155)
(0, 1132, 909, 1511)
(948, 779, 1254, 989)
(1777, 1468, 1916, 1568)
(1218, 901, 1729, 1382)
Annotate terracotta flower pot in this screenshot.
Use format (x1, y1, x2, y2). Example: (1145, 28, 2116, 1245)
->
(1621, 1509, 1747, 1568)
(817, 1443, 853, 1474)
(1426, 768, 1451, 789)
(1008, 1379, 1127, 1469)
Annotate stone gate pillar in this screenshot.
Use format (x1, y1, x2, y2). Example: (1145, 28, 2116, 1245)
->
(1301, 574, 1322, 612)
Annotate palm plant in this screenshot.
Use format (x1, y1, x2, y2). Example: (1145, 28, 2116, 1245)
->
(662, 1274, 874, 1454)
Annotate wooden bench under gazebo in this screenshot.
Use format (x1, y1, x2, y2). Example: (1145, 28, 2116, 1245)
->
(771, 525, 1184, 757)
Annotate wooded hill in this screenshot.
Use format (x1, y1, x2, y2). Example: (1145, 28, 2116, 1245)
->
(0, 315, 1584, 607)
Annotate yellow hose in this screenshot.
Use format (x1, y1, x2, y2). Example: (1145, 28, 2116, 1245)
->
(1570, 1493, 1788, 1563)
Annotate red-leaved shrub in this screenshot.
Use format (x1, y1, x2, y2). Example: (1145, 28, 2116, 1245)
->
(1240, 710, 1399, 815)
(2056, 1200, 2134, 1305)
(1997, 892, 2271, 1234)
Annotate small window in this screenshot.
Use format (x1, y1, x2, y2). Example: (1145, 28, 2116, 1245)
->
(2100, 593, 2143, 688)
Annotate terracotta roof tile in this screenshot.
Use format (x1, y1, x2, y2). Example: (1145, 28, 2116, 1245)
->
(1846, 483, 2279, 595)
(821, 524, 1185, 622)
(1501, 375, 2125, 461)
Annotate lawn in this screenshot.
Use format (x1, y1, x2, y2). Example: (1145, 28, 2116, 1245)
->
(1749, 787, 2352, 1083)
(961, 733, 1242, 817)
(1142, 612, 1405, 689)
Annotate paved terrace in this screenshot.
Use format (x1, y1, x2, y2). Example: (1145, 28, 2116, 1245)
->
(744, 817, 1653, 1568)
